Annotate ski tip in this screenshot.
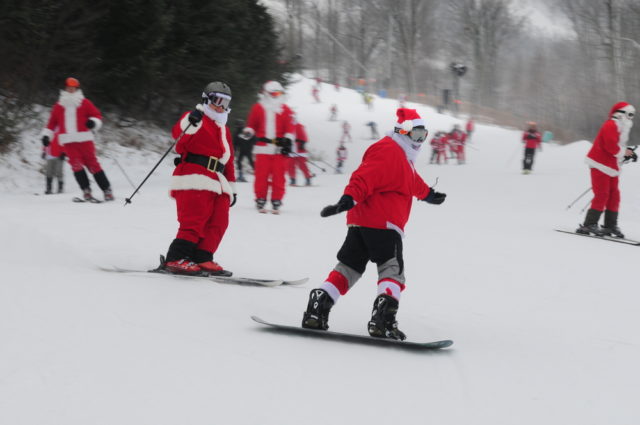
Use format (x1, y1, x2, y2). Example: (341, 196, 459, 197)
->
(282, 277, 309, 286)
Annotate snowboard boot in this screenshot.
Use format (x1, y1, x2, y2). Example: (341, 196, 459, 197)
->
(302, 288, 335, 330)
(602, 210, 625, 238)
(367, 294, 406, 341)
(256, 198, 267, 213)
(45, 177, 53, 194)
(576, 208, 605, 236)
(271, 200, 282, 214)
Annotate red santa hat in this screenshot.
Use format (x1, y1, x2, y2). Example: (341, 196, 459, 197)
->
(395, 108, 425, 132)
(609, 101, 635, 118)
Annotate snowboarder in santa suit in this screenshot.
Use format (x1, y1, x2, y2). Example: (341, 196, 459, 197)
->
(577, 102, 637, 237)
(302, 108, 447, 340)
(41, 77, 114, 201)
(162, 82, 237, 275)
(242, 81, 296, 214)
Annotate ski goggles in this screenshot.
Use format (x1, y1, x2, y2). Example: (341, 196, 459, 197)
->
(615, 109, 635, 119)
(268, 90, 285, 98)
(203, 92, 232, 110)
(409, 127, 428, 143)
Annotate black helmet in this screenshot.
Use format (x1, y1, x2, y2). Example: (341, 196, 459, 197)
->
(202, 81, 232, 110)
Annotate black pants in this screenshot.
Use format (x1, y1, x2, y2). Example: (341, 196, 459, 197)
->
(337, 227, 403, 275)
(236, 149, 254, 173)
(523, 147, 536, 170)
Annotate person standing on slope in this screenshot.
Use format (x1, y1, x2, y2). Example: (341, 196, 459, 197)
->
(41, 77, 114, 202)
(301, 108, 447, 340)
(162, 81, 237, 275)
(521, 121, 542, 174)
(577, 102, 637, 237)
(242, 81, 296, 214)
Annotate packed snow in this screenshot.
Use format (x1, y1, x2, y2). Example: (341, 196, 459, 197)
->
(1, 75, 639, 425)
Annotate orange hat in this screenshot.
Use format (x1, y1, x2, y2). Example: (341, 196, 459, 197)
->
(65, 77, 80, 88)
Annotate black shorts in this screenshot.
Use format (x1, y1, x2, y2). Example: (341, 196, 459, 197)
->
(337, 227, 404, 275)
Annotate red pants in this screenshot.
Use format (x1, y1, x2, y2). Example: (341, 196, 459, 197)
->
(173, 190, 230, 254)
(64, 141, 103, 173)
(590, 168, 620, 212)
(288, 156, 312, 179)
(254, 154, 286, 201)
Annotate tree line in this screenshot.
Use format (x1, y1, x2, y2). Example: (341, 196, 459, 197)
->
(0, 0, 290, 152)
(272, 0, 640, 143)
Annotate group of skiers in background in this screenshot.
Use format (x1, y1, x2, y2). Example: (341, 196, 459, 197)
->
(37, 75, 638, 341)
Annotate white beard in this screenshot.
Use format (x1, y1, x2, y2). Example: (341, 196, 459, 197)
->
(390, 131, 423, 163)
(260, 94, 284, 113)
(614, 116, 633, 161)
(203, 105, 229, 125)
(58, 89, 84, 108)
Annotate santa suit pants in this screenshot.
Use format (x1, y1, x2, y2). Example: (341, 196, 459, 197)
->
(173, 189, 230, 255)
(288, 156, 312, 180)
(590, 168, 620, 212)
(436, 150, 447, 164)
(64, 141, 103, 173)
(254, 153, 286, 201)
(324, 227, 406, 300)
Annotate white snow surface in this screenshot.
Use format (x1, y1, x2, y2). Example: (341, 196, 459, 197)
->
(2, 76, 640, 425)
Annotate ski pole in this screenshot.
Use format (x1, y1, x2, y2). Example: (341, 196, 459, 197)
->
(317, 158, 340, 173)
(288, 152, 326, 172)
(113, 157, 136, 189)
(566, 187, 591, 210)
(579, 197, 593, 214)
(124, 122, 193, 206)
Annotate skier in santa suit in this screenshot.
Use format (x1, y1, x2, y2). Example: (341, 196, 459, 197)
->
(301, 108, 447, 340)
(242, 81, 295, 213)
(521, 121, 542, 174)
(288, 121, 314, 186)
(41, 77, 114, 201)
(162, 82, 237, 275)
(577, 101, 637, 237)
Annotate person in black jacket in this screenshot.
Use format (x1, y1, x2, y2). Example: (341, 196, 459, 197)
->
(233, 119, 255, 182)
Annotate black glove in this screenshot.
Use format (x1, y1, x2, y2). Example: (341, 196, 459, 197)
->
(424, 189, 446, 205)
(276, 137, 293, 156)
(86, 119, 95, 129)
(41, 151, 46, 160)
(320, 194, 355, 217)
(42, 136, 50, 147)
(624, 150, 638, 162)
(173, 156, 182, 166)
(188, 109, 203, 126)
(60, 153, 66, 160)
(230, 193, 237, 207)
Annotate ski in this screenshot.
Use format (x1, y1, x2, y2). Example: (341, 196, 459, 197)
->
(555, 229, 640, 246)
(72, 196, 102, 203)
(251, 316, 453, 350)
(99, 265, 308, 287)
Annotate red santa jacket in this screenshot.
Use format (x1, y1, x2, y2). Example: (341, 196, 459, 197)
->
(170, 112, 235, 197)
(244, 102, 295, 155)
(522, 130, 542, 149)
(466, 120, 474, 133)
(343, 137, 431, 235)
(294, 123, 309, 155)
(42, 90, 102, 145)
(586, 102, 631, 177)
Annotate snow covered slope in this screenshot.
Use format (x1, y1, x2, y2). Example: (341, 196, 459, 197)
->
(2, 76, 640, 425)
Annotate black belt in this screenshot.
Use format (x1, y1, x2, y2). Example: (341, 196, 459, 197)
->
(257, 137, 276, 144)
(185, 153, 225, 173)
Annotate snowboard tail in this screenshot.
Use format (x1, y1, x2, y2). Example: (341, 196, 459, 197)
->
(251, 316, 453, 350)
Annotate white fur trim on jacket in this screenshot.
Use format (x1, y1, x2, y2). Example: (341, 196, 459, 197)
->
(88, 117, 102, 131)
(253, 143, 279, 155)
(585, 157, 620, 177)
(170, 173, 234, 197)
(59, 131, 95, 145)
(41, 128, 54, 139)
(179, 113, 200, 135)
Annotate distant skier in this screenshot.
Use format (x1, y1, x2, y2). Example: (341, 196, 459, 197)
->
(430, 131, 448, 165)
(42, 133, 65, 194)
(366, 121, 379, 140)
(289, 121, 314, 186)
(577, 102, 637, 237)
(329, 104, 338, 121)
(242, 80, 296, 214)
(233, 119, 254, 182)
(41, 77, 114, 202)
(301, 108, 447, 340)
(466, 118, 475, 141)
(448, 124, 467, 164)
(335, 142, 347, 174)
(521, 121, 542, 174)
(162, 81, 236, 275)
(311, 85, 320, 103)
(340, 121, 352, 143)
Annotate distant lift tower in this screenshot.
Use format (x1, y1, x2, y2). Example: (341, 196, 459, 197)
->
(449, 62, 467, 115)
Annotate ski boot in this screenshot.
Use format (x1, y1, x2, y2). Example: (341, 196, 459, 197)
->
(256, 198, 267, 213)
(164, 259, 202, 275)
(290, 178, 297, 186)
(576, 209, 605, 236)
(367, 294, 406, 341)
(104, 188, 115, 202)
(271, 200, 282, 214)
(83, 188, 99, 202)
(302, 288, 335, 330)
(45, 177, 53, 194)
(305, 177, 312, 186)
(198, 260, 232, 276)
(601, 210, 624, 238)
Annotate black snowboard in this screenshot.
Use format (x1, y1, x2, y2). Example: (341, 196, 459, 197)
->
(251, 316, 453, 350)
